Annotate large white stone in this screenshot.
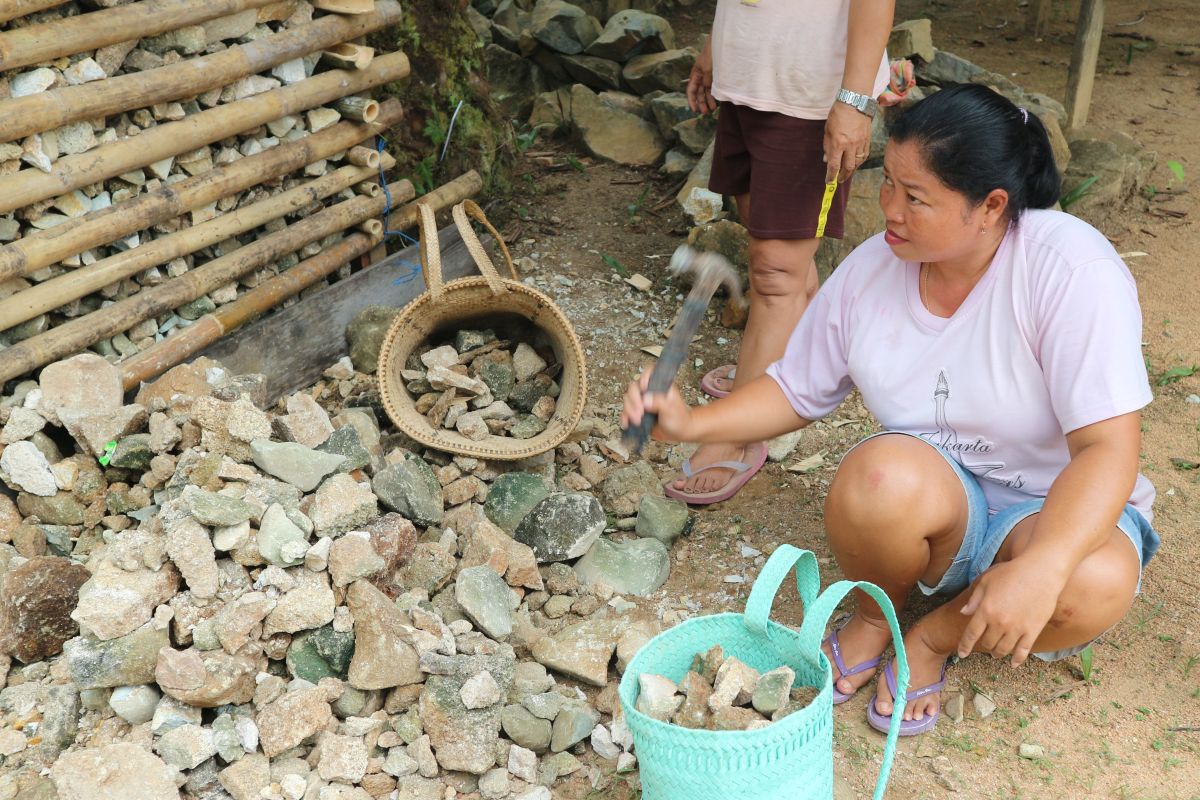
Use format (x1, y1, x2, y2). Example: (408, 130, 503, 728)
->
(11, 68, 56, 97)
(0, 440, 58, 496)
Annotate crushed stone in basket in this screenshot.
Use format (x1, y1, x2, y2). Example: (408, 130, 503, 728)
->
(404, 325, 561, 442)
(636, 645, 821, 731)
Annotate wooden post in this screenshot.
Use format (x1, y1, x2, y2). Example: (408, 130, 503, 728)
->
(0, 51, 411, 216)
(0, 99, 404, 282)
(0, 0, 69, 24)
(1030, 0, 1052, 38)
(0, 158, 392, 330)
(0, 0, 403, 145)
(1064, 0, 1105, 132)
(0, 183, 411, 383)
(0, 0, 281, 72)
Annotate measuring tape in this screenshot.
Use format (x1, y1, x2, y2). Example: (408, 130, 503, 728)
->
(814, 168, 840, 239)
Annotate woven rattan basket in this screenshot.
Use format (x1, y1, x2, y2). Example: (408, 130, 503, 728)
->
(377, 200, 587, 459)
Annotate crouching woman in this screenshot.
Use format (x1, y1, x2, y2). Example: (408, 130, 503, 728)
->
(622, 84, 1160, 736)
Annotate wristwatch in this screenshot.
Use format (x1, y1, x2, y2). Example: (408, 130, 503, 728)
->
(836, 88, 879, 118)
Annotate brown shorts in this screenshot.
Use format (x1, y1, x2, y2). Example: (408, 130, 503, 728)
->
(708, 101, 853, 240)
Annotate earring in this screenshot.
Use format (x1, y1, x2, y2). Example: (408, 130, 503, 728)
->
(979, 226, 987, 234)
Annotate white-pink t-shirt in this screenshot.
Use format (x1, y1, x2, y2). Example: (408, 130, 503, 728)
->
(710, 0, 890, 120)
(765, 209, 1156, 518)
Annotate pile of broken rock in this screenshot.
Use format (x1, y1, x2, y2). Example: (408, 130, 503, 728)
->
(0, 349, 695, 800)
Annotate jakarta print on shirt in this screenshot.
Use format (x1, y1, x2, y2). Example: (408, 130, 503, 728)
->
(765, 209, 1155, 518)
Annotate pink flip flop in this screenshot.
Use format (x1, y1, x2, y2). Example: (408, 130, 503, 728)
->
(664, 441, 767, 505)
(700, 364, 736, 399)
(824, 626, 883, 705)
(866, 661, 947, 736)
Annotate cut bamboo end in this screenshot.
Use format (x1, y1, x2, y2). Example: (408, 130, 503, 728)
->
(358, 219, 384, 237)
(335, 96, 380, 123)
(356, 182, 381, 198)
(314, 0, 374, 13)
(347, 145, 381, 169)
(322, 42, 374, 70)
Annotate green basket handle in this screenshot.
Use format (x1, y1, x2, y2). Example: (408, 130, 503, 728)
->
(797, 579, 910, 800)
(743, 544, 820, 642)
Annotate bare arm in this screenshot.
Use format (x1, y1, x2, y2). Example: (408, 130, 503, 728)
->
(825, 0, 895, 179)
(623, 372, 811, 447)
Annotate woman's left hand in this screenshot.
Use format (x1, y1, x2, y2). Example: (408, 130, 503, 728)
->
(956, 558, 1066, 667)
(824, 101, 873, 181)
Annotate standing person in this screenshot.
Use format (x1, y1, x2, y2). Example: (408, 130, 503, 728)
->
(675, 0, 896, 504)
(623, 85, 1159, 736)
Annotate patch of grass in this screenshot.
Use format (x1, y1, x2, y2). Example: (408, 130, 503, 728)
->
(1156, 363, 1199, 386)
(627, 184, 651, 220)
(602, 253, 631, 278)
(1060, 175, 1099, 210)
(1182, 654, 1199, 678)
(1167, 159, 1186, 185)
(1079, 645, 1094, 681)
(565, 154, 586, 173)
(1132, 598, 1165, 631)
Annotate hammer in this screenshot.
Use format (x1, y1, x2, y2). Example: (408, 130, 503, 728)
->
(621, 245, 745, 454)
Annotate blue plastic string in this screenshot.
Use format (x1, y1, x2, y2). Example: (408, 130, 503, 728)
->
(374, 134, 422, 285)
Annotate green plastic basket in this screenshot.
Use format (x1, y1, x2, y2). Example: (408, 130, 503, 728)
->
(619, 545, 910, 800)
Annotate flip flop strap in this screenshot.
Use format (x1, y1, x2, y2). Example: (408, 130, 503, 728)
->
(885, 661, 945, 701)
(681, 457, 752, 478)
(829, 628, 882, 678)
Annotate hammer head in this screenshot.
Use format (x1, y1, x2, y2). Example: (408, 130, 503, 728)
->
(668, 245, 746, 308)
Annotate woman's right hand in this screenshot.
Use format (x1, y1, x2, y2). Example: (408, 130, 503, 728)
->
(621, 369, 696, 443)
(686, 37, 716, 115)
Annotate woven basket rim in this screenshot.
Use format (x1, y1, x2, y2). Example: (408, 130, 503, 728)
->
(618, 612, 831, 744)
(377, 274, 588, 460)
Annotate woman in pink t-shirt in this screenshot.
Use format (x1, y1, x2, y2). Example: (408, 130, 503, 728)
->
(624, 85, 1159, 736)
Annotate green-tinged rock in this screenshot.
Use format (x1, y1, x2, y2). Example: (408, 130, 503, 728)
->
(510, 414, 547, 440)
(317, 425, 372, 473)
(477, 359, 516, 402)
(455, 329, 497, 352)
(482, 472, 549, 534)
(16, 493, 85, 525)
(501, 704, 553, 752)
(574, 536, 670, 596)
(455, 566, 519, 639)
(256, 503, 308, 567)
(347, 305, 400, 374)
(373, 452, 444, 527)
(514, 492, 606, 562)
(485, 43, 545, 119)
(251, 440, 345, 493)
(600, 459, 663, 516)
(287, 624, 356, 683)
(181, 485, 255, 526)
(550, 700, 600, 752)
(418, 647, 516, 775)
(635, 494, 688, 546)
(109, 434, 153, 471)
(508, 373, 556, 412)
(63, 626, 169, 689)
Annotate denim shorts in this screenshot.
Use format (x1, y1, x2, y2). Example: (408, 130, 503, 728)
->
(847, 432, 1161, 661)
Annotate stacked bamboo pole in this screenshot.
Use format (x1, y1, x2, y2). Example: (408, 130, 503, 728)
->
(0, 99, 404, 283)
(0, 51, 410, 216)
(0, 0, 403, 144)
(0, 181, 417, 382)
(0, 0, 282, 71)
(118, 171, 484, 389)
(0, 155, 394, 329)
(0, 0, 68, 25)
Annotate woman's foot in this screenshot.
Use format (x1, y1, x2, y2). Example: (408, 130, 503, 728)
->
(821, 614, 893, 700)
(871, 623, 951, 724)
(700, 364, 736, 398)
(670, 442, 748, 495)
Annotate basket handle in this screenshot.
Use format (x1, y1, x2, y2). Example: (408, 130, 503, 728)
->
(742, 544, 820, 642)
(797, 579, 910, 800)
(417, 202, 446, 300)
(451, 199, 518, 297)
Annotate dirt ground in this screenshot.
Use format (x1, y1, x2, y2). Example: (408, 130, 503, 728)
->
(480, 1, 1200, 797)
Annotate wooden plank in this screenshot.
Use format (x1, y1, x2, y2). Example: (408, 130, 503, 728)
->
(1064, 0, 1105, 131)
(198, 224, 484, 403)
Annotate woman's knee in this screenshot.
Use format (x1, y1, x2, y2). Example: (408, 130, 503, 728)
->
(748, 238, 818, 300)
(826, 436, 949, 526)
(1046, 533, 1139, 635)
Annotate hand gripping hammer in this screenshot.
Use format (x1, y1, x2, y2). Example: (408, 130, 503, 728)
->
(621, 245, 745, 454)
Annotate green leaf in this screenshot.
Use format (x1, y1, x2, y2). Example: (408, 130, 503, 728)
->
(565, 154, 586, 173)
(1157, 364, 1198, 386)
(1167, 160, 1186, 183)
(1060, 175, 1099, 210)
(602, 253, 630, 278)
(1080, 645, 1094, 681)
(1170, 457, 1200, 471)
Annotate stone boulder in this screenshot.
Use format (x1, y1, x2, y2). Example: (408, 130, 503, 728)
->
(622, 48, 695, 94)
(346, 305, 400, 374)
(585, 9, 674, 62)
(530, 0, 601, 55)
(1063, 127, 1155, 216)
(0, 556, 91, 663)
(51, 743, 180, 800)
(570, 84, 665, 166)
(560, 54, 622, 91)
(514, 491, 606, 562)
(574, 536, 670, 596)
(888, 19, 935, 63)
(346, 579, 422, 689)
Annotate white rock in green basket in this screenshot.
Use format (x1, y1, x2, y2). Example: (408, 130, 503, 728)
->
(709, 657, 760, 710)
(636, 674, 682, 722)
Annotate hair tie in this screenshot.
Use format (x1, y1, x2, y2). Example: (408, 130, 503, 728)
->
(1018, 106, 1029, 124)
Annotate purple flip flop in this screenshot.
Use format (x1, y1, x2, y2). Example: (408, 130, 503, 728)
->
(700, 364, 736, 399)
(866, 661, 947, 736)
(825, 626, 883, 704)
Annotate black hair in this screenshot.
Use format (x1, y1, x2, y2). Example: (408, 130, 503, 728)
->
(885, 84, 1061, 220)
